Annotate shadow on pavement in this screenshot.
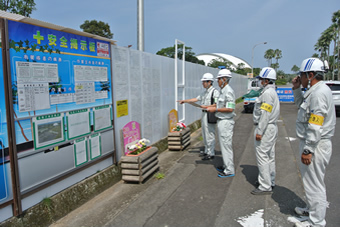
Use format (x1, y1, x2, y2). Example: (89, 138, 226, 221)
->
(271, 185, 306, 215)
(240, 164, 306, 215)
(240, 164, 258, 187)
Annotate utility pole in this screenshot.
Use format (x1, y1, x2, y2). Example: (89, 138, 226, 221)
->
(137, 0, 144, 51)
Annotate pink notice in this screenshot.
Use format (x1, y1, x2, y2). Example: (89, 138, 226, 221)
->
(122, 121, 141, 154)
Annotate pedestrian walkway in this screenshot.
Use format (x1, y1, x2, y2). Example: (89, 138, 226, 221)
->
(50, 104, 307, 227)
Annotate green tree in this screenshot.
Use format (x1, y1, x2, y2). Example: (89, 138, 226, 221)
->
(264, 49, 275, 66)
(252, 68, 261, 77)
(274, 49, 282, 70)
(156, 44, 204, 65)
(80, 20, 113, 39)
(332, 10, 340, 79)
(235, 63, 251, 76)
(270, 63, 279, 71)
(0, 0, 36, 17)
(291, 65, 300, 73)
(207, 58, 232, 69)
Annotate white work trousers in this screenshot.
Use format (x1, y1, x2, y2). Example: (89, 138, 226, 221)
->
(217, 119, 234, 175)
(254, 124, 277, 191)
(299, 139, 332, 227)
(201, 112, 216, 156)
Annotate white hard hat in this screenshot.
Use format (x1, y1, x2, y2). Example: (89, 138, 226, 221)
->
(299, 58, 328, 73)
(201, 73, 214, 81)
(216, 69, 232, 79)
(258, 67, 276, 80)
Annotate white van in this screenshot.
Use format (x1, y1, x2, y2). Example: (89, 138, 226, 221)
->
(324, 80, 340, 114)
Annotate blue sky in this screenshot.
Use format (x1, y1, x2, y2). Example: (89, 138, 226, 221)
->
(31, 0, 340, 73)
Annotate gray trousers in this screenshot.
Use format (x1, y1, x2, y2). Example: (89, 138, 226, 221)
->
(299, 139, 332, 227)
(254, 124, 277, 191)
(201, 112, 216, 156)
(217, 119, 234, 175)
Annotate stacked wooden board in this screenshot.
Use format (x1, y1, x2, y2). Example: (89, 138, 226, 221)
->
(168, 128, 191, 151)
(121, 146, 159, 183)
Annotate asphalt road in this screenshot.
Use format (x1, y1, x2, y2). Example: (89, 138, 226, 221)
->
(50, 102, 340, 227)
(279, 102, 340, 227)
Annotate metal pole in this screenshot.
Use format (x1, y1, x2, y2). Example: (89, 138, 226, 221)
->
(175, 39, 185, 122)
(251, 41, 267, 76)
(137, 0, 144, 51)
(1, 18, 22, 216)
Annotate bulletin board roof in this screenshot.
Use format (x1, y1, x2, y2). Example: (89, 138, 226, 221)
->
(0, 10, 116, 45)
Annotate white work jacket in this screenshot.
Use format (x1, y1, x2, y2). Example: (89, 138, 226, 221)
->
(196, 86, 219, 106)
(215, 84, 236, 119)
(293, 81, 336, 153)
(253, 84, 280, 135)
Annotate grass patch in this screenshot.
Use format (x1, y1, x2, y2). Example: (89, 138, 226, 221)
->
(154, 172, 165, 180)
(236, 97, 243, 104)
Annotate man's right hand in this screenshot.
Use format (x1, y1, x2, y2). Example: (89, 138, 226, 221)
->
(292, 76, 301, 90)
(177, 100, 185, 104)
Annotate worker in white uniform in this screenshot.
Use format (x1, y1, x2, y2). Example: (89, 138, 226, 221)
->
(292, 58, 336, 227)
(207, 69, 236, 178)
(178, 73, 219, 160)
(251, 67, 280, 195)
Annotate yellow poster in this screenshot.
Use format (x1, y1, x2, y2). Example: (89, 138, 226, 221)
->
(116, 100, 128, 118)
(168, 109, 178, 132)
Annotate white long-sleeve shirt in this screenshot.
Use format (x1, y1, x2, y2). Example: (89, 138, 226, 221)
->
(253, 84, 280, 135)
(293, 81, 336, 153)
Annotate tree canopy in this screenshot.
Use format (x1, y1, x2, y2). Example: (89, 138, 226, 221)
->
(0, 0, 36, 17)
(314, 10, 340, 80)
(156, 44, 205, 65)
(207, 58, 232, 69)
(80, 20, 113, 39)
(291, 65, 299, 73)
(264, 48, 282, 70)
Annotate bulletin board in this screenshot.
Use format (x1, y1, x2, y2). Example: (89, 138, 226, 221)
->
(6, 20, 113, 152)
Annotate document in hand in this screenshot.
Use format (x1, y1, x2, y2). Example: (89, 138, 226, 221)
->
(187, 102, 203, 109)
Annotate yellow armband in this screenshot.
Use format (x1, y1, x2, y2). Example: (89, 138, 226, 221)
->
(309, 113, 324, 126)
(260, 103, 273, 113)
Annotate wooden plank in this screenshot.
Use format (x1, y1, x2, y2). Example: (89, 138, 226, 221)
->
(122, 175, 141, 182)
(141, 159, 158, 174)
(141, 164, 160, 181)
(121, 163, 140, 169)
(141, 153, 158, 167)
(122, 169, 140, 175)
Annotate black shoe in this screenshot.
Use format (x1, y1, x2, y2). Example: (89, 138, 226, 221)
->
(202, 155, 214, 160)
(199, 153, 207, 157)
(251, 188, 273, 195)
(216, 166, 224, 172)
(255, 181, 275, 190)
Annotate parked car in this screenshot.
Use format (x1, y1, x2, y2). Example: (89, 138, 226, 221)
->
(243, 78, 260, 113)
(324, 80, 340, 115)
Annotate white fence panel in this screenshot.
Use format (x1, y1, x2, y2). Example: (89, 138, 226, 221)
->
(111, 46, 248, 160)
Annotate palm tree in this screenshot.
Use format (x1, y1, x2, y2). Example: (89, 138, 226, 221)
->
(332, 10, 340, 79)
(264, 49, 275, 66)
(291, 65, 299, 73)
(274, 49, 282, 64)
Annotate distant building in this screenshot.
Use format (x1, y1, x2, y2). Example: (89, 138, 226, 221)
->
(196, 53, 251, 70)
